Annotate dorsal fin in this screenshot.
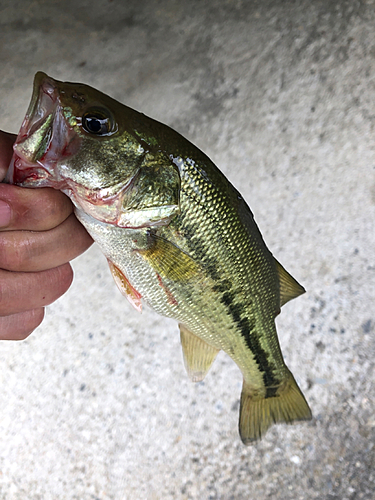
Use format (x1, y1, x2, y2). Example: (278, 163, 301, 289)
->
(274, 259, 305, 307)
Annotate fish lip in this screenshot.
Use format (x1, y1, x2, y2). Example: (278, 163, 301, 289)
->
(6, 73, 59, 176)
(31, 72, 57, 105)
(22, 72, 59, 140)
(6, 73, 80, 187)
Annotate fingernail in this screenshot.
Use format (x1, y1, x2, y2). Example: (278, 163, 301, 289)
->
(0, 200, 11, 227)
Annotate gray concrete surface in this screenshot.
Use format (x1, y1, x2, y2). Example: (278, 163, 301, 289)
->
(1, 0, 375, 498)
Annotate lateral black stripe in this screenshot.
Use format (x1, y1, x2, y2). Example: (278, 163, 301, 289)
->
(219, 292, 280, 397)
(178, 213, 280, 397)
(179, 220, 222, 281)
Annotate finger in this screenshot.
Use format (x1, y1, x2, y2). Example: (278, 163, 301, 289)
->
(0, 308, 45, 341)
(0, 131, 16, 182)
(0, 213, 93, 272)
(0, 263, 73, 316)
(0, 184, 74, 231)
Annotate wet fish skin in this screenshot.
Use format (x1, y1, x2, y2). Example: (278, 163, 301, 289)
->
(7, 72, 312, 443)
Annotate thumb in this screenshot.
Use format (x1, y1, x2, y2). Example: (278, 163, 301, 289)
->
(0, 131, 16, 182)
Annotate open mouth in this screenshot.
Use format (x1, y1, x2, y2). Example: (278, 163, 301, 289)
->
(6, 72, 80, 189)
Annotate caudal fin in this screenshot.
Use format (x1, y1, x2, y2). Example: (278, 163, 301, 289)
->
(239, 371, 312, 444)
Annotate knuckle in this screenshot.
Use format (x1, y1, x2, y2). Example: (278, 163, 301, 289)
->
(4, 186, 73, 231)
(53, 263, 74, 295)
(0, 234, 33, 271)
(42, 189, 72, 225)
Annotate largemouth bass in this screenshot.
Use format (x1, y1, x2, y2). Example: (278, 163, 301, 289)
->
(6, 72, 312, 443)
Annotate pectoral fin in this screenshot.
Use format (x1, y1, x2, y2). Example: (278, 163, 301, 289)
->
(179, 324, 219, 382)
(274, 259, 305, 307)
(138, 233, 200, 283)
(107, 260, 142, 312)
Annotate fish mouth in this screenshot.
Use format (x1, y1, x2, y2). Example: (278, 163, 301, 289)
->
(5, 72, 81, 190)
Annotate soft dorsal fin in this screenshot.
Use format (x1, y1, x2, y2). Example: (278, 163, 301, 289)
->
(274, 259, 305, 307)
(179, 324, 220, 382)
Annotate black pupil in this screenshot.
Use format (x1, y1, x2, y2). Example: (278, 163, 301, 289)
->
(85, 116, 105, 134)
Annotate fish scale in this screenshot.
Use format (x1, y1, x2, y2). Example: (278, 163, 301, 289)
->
(174, 159, 281, 380)
(6, 72, 312, 443)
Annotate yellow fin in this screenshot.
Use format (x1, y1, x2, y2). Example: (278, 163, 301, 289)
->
(107, 260, 142, 312)
(239, 371, 312, 444)
(179, 324, 220, 382)
(274, 259, 305, 307)
(138, 233, 200, 282)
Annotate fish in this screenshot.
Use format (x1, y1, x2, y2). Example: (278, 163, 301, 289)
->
(6, 72, 312, 443)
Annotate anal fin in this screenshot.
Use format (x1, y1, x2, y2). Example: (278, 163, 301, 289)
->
(239, 370, 312, 444)
(179, 324, 219, 382)
(107, 260, 142, 312)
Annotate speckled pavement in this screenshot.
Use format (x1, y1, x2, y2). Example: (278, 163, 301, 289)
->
(1, 1, 374, 498)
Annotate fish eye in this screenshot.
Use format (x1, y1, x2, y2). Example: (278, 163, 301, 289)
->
(82, 108, 114, 136)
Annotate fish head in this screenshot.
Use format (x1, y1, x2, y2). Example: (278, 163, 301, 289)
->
(7, 72, 180, 228)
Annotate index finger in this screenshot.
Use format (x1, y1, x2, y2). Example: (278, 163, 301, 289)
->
(0, 130, 74, 231)
(0, 183, 74, 231)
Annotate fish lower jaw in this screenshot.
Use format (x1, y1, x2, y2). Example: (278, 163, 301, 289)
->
(7, 161, 52, 188)
(8, 157, 73, 192)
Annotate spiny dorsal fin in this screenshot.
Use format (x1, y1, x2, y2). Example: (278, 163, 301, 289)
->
(179, 324, 220, 382)
(239, 370, 312, 444)
(274, 259, 305, 307)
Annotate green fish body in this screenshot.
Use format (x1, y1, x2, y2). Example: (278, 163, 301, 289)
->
(7, 73, 312, 443)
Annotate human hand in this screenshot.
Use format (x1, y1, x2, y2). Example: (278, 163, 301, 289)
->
(0, 130, 93, 340)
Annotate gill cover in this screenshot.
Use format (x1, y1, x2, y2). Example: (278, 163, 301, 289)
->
(116, 150, 180, 228)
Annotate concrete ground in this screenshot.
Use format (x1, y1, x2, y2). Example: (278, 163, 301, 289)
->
(1, 0, 375, 498)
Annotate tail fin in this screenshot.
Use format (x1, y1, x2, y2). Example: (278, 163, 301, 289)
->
(239, 371, 312, 444)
